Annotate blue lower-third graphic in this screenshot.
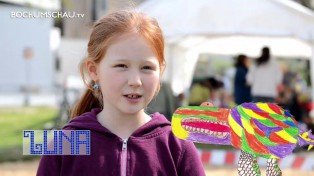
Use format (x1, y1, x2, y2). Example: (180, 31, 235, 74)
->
(23, 130, 90, 155)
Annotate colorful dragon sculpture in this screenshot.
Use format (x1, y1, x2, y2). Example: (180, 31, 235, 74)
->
(172, 102, 314, 176)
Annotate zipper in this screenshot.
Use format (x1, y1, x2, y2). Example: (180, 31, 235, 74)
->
(121, 138, 128, 176)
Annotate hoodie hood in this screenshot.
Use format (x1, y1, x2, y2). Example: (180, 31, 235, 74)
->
(64, 108, 171, 139)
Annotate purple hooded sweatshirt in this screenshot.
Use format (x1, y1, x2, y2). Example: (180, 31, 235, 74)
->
(37, 108, 205, 176)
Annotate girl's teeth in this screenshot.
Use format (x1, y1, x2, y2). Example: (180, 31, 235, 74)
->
(127, 95, 139, 98)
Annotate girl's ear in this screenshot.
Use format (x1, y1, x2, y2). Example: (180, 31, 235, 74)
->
(86, 60, 98, 81)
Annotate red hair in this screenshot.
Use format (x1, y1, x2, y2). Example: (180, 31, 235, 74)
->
(71, 10, 165, 118)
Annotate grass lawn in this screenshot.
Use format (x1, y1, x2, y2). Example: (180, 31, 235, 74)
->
(0, 106, 58, 162)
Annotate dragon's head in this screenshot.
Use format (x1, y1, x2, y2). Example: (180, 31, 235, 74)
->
(171, 102, 231, 145)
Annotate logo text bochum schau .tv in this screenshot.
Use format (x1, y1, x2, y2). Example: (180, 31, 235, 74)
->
(23, 130, 90, 155)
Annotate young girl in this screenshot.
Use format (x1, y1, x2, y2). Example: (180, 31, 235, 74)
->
(37, 10, 205, 176)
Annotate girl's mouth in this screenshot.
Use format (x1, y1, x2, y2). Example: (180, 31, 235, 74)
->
(123, 94, 143, 103)
(124, 94, 142, 99)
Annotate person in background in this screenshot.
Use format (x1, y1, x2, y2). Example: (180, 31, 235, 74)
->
(37, 10, 205, 176)
(207, 77, 229, 108)
(247, 47, 283, 103)
(233, 54, 251, 105)
(175, 92, 185, 108)
(188, 78, 211, 106)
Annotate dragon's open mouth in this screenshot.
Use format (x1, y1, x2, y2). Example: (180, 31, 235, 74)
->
(181, 117, 229, 138)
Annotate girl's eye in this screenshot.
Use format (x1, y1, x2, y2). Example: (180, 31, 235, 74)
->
(115, 64, 127, 68)
(142, 66, 153, 70)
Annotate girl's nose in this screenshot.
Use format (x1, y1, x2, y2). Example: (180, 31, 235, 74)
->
(128, 71, 142, 87)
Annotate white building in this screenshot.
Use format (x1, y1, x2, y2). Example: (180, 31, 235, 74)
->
(0, 0, 60, 92)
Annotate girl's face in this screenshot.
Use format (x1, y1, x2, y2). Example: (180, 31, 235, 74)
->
(88, 32, 161, 115)
(244, 57, 250, 67)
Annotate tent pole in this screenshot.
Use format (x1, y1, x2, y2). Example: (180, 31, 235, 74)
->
(168, 43, 174, 84)
(310, 32, 314, 119)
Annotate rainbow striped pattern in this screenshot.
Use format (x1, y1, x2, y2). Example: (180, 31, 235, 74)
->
(229, 103, 299, 159)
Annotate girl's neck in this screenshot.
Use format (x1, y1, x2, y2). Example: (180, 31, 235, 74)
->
(96, 107, 151, 139)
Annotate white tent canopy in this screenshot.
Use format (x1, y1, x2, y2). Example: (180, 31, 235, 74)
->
(138, 0, 314, 40)
(138, 0, 314, 100)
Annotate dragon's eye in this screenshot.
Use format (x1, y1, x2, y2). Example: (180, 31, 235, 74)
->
(200, 102, 214, 107)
